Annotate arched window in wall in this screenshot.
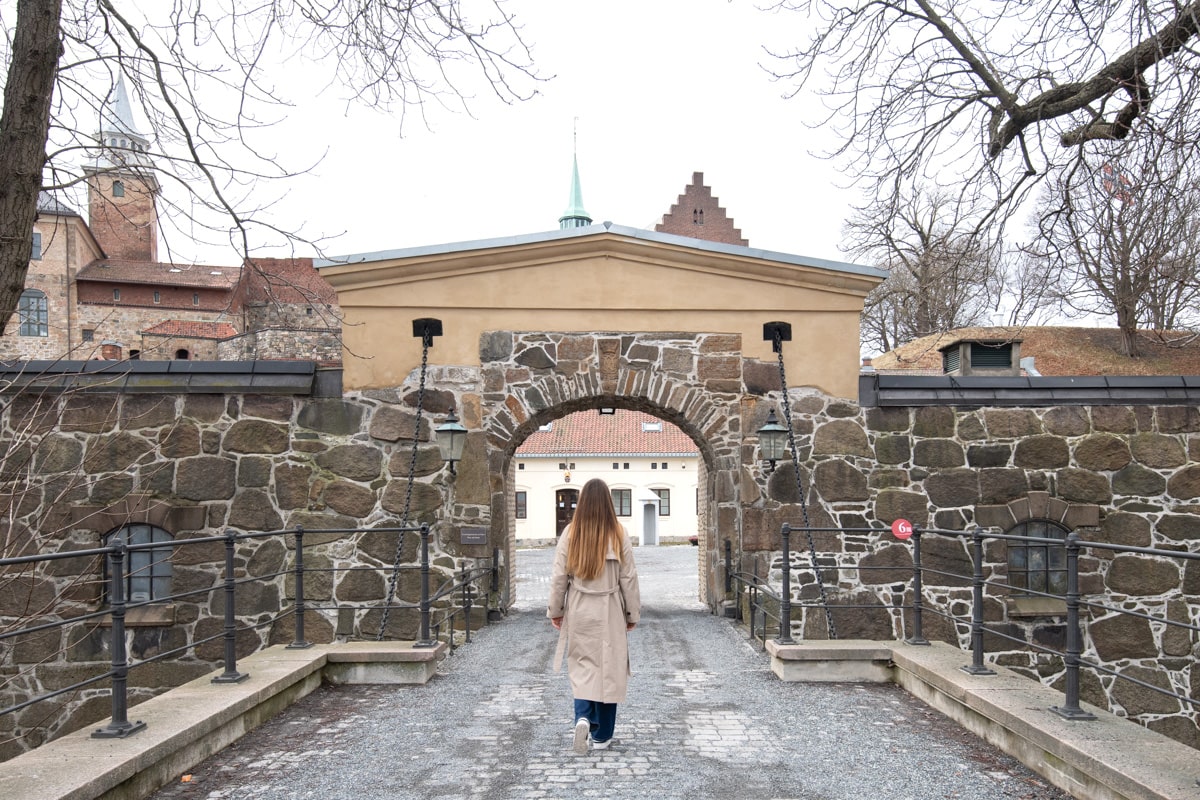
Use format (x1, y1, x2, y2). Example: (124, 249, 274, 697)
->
(104, 524, 174, 604)
(1007, 519, 1069, 596)
(18, 289, 48, 337)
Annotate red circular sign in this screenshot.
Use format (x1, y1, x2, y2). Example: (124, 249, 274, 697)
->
(891, 519, 913, 540)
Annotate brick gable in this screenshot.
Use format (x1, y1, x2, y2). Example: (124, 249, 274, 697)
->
(655, 171, 748, 246)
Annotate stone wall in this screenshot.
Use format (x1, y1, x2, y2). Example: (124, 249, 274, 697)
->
(0, 385, 475, 762)
(2, 349, 1197, 758)
(747, 394, 1200, 749)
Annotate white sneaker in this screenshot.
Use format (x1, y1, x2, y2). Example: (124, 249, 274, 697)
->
(573, 718, 589, 754)
(589, 736, 612, 750)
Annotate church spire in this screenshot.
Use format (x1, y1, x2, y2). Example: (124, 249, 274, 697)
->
(558, 122, 592, 229)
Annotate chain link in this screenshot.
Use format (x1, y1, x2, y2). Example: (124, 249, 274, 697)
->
(378, 329, 430, 639)
(775, 329, 838, 640)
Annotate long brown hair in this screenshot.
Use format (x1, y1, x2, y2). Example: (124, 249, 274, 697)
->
(566, 478, 624, 580)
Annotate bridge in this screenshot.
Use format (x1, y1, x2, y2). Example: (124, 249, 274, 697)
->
(2, 546, 1196, 800)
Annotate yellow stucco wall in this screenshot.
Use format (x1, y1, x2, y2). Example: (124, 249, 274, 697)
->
(321, 230, 881, 399)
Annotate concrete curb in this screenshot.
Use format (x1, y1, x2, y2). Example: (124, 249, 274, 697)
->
(0, 641, 446, 800)
(767, 640, 1200, 800)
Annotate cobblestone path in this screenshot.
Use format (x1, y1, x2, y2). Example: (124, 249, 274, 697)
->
(148, 546, 1069, 800)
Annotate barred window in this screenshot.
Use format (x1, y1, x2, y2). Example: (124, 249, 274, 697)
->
(104, 524, 174, 603)
(1007, 520, 1069, 596)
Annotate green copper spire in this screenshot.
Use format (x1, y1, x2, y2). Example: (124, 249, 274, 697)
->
(558, 151, 592, 229)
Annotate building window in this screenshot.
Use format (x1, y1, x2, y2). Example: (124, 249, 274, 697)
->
(192, 293, 199, 306)
(611, 489, 631, 517)
(661, 462, 668, 470)
(515, 491, 527, 519)
(129, 349, 140, 360)
(613, 462, 619, 470)
(642, 421, 662, 432)
(517, 463, 525, 470)
(82, 328, 95, 342)
(174, 348, 189, 360)
(104, 524, 173, 603)
(153, 291, 161, 303)
(654, 489, 671, 516)
(623, 463, 630, 470)
(558, 462, 576, 470)
(1007, 520, 1069, 596)
(18, 289, 48, 337)
(112, 180, 125, 197)
(31, 231, 42, 260)
(113, 288, 121, 301)
(651, 462, 657, 470)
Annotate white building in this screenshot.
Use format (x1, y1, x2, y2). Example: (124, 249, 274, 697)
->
(513, 410, 700, 547)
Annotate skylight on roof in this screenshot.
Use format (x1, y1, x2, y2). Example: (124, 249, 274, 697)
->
(538, 422, 553, 432)
(642, 421, 662, 432)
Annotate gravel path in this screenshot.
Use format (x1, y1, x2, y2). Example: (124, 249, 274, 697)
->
(148, 546, 1070, 800)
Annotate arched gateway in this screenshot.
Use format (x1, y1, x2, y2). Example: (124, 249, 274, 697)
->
(318, 222, 884, 609)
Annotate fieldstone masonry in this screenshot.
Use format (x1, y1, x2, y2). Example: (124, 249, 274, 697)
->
(2, 331, 1199, 758)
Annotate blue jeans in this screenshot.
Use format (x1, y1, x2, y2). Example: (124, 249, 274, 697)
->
(573, 698, 617, 743)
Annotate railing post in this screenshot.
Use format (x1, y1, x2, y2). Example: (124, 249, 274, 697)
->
(776, 523, 795, 644)
(288, 525, 313, 649)
(1051, 532, 1096, 720)
(414, 524, 436, 647)
(461, 561, 473, 644)
(907, 525, 930, 645)
(93, 541, 146, 738)
(212, 530, 249, 683)
(962, 527, 996, 675)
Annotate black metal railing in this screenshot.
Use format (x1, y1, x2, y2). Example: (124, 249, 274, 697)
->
(724, 524, 1200, 721)
(0, 524, 500, 743)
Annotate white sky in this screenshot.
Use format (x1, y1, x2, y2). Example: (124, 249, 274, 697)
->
(246, 0, 859, 265)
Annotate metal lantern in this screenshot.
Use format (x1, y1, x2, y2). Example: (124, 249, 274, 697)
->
(435, 410, 468, 473)
(757, 408, 789, 471)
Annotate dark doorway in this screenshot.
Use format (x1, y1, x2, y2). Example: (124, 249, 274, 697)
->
(555, 488, 578, 537)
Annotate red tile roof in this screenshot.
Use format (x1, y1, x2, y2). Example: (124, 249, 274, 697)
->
(515, 410, 699, 456)
(140, 320, 238, 339)
(78, 260, 240, 289)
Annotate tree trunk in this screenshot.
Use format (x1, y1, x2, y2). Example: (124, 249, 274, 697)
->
(0, 0, 63, 336)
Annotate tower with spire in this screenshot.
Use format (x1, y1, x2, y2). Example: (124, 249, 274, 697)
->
(83, 75, 161, 261)
(558, 124, 592, 229)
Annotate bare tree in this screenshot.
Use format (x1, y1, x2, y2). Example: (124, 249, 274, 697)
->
(0, 0, 541, 335)
(769, 1, 1200, 234)
(1024, 134, 1200, 356)
(850, 187, 1002, 354)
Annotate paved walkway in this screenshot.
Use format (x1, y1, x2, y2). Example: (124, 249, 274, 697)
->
(148, 546, 1070, 800)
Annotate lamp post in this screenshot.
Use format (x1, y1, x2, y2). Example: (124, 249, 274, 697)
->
(757, 408, 788, 472)
(435, 409, 468, 474)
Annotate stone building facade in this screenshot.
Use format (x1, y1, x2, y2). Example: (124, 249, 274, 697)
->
(2, 337, 1198, 758)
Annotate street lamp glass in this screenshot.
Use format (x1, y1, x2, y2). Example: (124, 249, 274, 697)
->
(757, 409, 789, 464)
(435, 410, 468, 466)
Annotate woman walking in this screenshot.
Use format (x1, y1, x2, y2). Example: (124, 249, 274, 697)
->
(548, 477, 641, 753)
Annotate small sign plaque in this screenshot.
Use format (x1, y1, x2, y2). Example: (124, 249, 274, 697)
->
(891, 519, 914, 540)
(460, 526, 488, 546)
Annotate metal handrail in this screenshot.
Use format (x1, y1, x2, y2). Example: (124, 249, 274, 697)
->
(1, 521, 492, 745)
(723, 523, 1199, 722)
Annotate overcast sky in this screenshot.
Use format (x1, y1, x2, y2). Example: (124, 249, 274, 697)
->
(252, 0, 859, 265)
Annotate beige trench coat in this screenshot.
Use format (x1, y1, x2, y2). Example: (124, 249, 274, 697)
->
(547, 526, 641, 704)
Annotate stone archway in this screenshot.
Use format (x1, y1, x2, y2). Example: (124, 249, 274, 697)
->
(476, 331, 750, 609)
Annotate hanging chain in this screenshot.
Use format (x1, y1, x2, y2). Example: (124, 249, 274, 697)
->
(774, 328, 838, 640)
(378, 327, 430, 639)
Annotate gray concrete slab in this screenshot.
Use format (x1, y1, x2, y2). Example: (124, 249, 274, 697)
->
(144, 546, 1075, 800)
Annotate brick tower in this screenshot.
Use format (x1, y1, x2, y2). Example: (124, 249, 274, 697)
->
(655, 172, 748, 246)
(83, 75, 160, 262)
